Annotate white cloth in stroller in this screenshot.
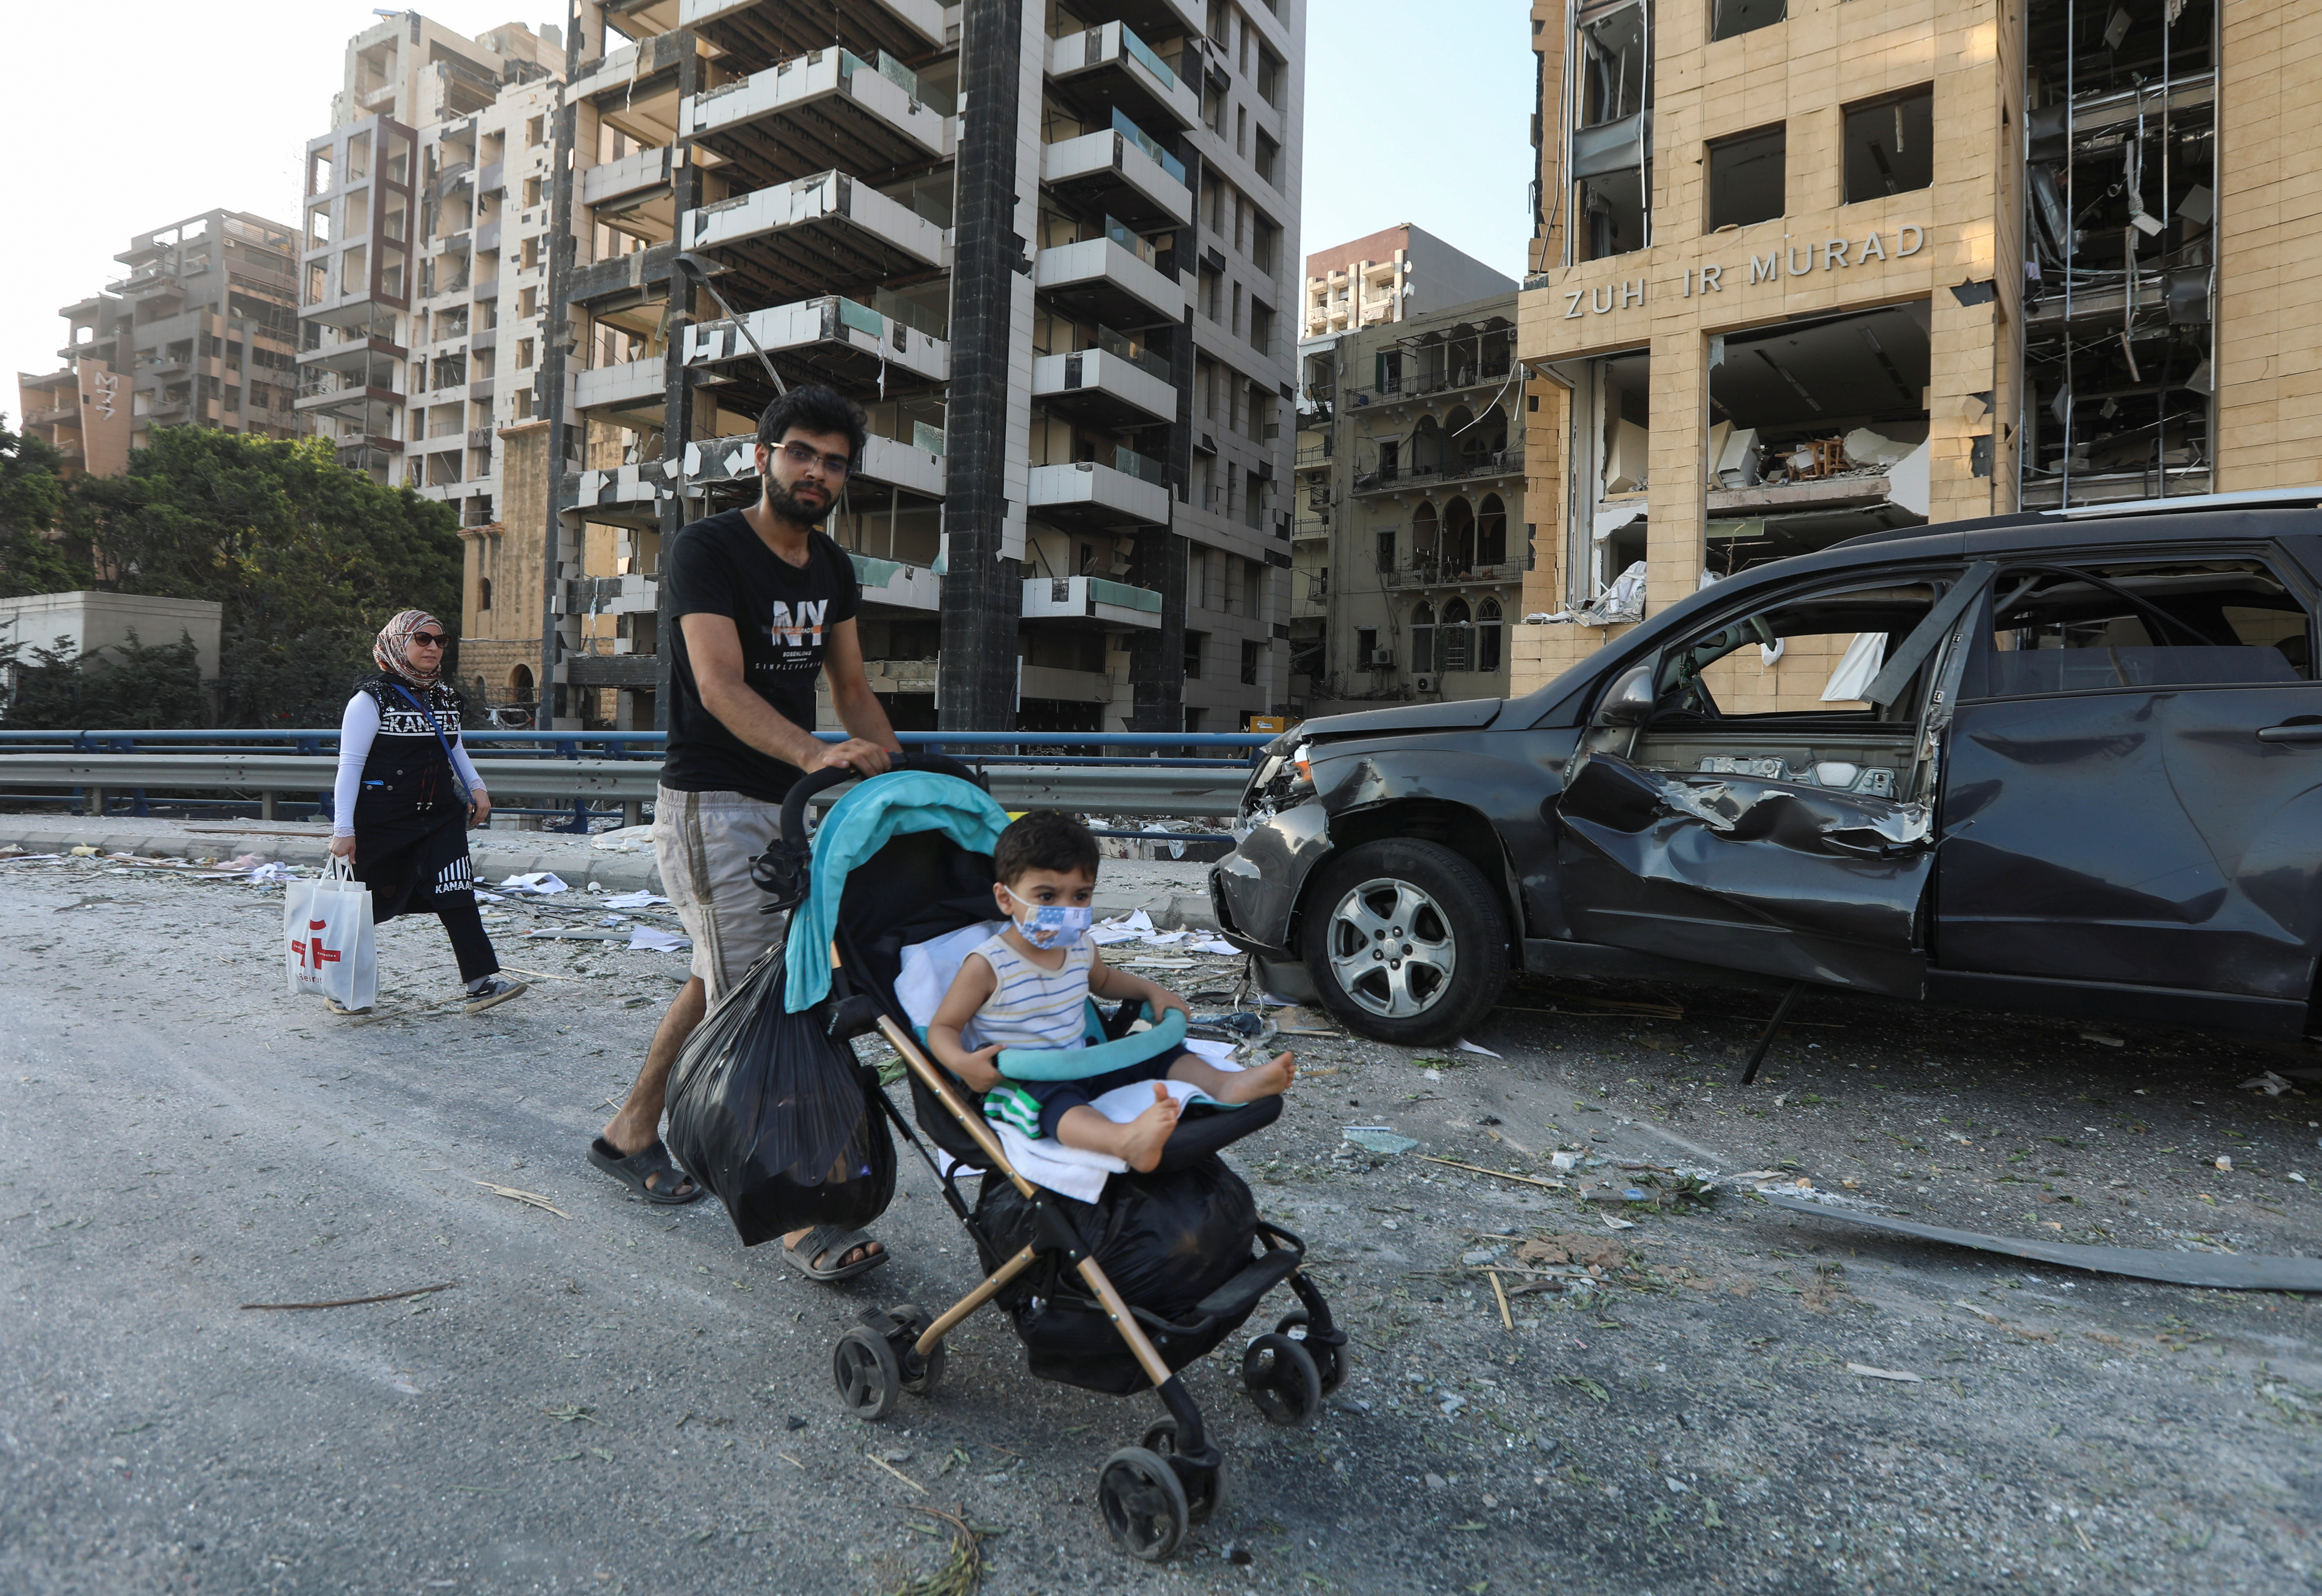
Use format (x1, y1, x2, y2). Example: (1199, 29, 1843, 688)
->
(895, 923, 1241, 1203)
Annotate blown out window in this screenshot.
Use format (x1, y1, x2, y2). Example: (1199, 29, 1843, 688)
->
(1976, 559, 2315, 696)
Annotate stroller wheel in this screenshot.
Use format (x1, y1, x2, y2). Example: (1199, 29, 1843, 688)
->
(1276, 1308, 1347, 1396)
(1139, 1419, 1226, 1523)
(1241, 1332, 1322, 1427)
(833, 1326, 900, 1420)
(890, 1304, 947, 1396)
(1097, 1446, 1189, 1562)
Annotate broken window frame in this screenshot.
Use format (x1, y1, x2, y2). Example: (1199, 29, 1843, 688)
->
(1559, 347, 1652, 612)
(1840, 85, 1935, 205)
(1707, 0, 1785, 43)
(1704, 121, 1787, 232)
(1565, 0, 1655, 264)
(2019, 0, 2218, 510)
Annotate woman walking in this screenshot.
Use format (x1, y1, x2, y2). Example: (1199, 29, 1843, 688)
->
(326, 610, 527, 1015)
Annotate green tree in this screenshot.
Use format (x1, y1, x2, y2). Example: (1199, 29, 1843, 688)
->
(0, 631, 206, 729)
(0, 413, 89, 597)
(72, 428, 462, 725)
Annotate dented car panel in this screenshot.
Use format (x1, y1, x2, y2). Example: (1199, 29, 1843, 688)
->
(1554, 752, 1935, 996)
(1212, 799, 1332, 948)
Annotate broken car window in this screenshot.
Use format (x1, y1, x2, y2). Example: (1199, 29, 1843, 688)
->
(1978, 558, 2313, 697)
(1656, 580, 1943, 719)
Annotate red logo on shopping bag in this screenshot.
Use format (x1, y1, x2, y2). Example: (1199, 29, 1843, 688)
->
(291, 919, 342, 970)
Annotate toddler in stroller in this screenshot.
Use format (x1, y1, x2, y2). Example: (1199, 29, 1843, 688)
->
(925, 808, 1297, 1171)
(757, 757, 1346, 1562)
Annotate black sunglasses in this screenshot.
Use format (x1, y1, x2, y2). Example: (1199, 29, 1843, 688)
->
(410, 632, 448, 648)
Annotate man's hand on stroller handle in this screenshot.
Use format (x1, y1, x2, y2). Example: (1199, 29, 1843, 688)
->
(813, 737, 895, 776)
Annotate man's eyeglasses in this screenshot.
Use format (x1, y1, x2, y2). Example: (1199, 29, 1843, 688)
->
(772, 439, 852, 477)
(410, 633, 447, 648)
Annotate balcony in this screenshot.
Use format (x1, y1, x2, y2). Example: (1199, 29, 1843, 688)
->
(1291, 518, 1329, 543)
(1351, 450, 1526, 496)
(1380, 560, 1524, 590)
(1293, 575, 1329, 619)
(684, 170, 945, 301)
(682, 0, 944, 69)
(1035, 233, 1182, 331)
(1021, 574, 1164, 630)
(1040, 123, 1191, 232)
(563, 573, 659, 619)
(681, 294, 948, 394)
(295, 366, 400, 418)
(1047, 22, 1198, 134)
(683, 47, 951, 191)
(573, 357, 665, 418)
(857, 431, 946, 496)
(582, 145, 676, 208)
(562, 463, 672, 529)
(1027, 457, 1170, 532)
(849, 552, 941, 613)
(1032, 347, 1177, 430)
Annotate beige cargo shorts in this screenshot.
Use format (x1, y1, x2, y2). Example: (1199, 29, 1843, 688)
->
(652, 785, 792, 1004)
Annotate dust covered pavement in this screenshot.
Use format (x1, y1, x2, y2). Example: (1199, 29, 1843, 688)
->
(3, 850, 2320, 1595)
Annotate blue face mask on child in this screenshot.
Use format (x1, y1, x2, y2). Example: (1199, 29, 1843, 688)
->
(1003, 887, 1094, 950)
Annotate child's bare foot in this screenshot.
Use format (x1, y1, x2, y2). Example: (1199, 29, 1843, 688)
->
(1116, 1082, 1181, 1172)
(1212, 1050, 1297, 1103)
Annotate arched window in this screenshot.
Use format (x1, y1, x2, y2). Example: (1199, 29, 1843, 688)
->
(1410, 501, 1439, 574)
(1441, 598, 1473, 673)
(1410, 416, 1445, 475)
(1442, 498, 1476, 574)
(1477, 494, 1508, 567)
(478, 575, 493, 611)
(1478, 597, 1504, 673)
(1411, 602, 1436, 675)
(511, 664, 535, 706)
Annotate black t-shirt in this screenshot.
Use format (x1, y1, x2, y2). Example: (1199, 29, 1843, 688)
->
(661, 508, 860, 801)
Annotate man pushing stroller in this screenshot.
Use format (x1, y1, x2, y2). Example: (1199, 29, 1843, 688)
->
(926, 811, 1297, 1170)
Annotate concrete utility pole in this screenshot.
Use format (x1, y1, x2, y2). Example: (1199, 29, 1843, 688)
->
(936, 0, 1028, 739)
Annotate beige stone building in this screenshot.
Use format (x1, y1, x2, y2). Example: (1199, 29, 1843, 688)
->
(1302, 223, 1518, 340)
(1512, 0, 2306, 705)
(1291, 292, 1527, 711)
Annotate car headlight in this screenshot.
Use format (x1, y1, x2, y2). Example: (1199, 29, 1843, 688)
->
(1239, 736, 1316, 829)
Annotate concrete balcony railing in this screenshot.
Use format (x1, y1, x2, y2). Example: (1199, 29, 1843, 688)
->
(1047, 22, 1198, 132)
(1034, 236, 1183, 331)
(573, 358, 665, 414)
(684, 170, 946, 301)
(562, 573, 659, 619)
(582, 145, 677, 208)
(1040, 128, 1192, 232)
(682, 294, 948, 392)
(682, 0, 945, 61)
(1027, 459, 1171, 531)
(849, 552, 941, 613)
(1032, 348, 1178, 430)
(1021, 574, 1164, 630)
(683, 47, 951, 188)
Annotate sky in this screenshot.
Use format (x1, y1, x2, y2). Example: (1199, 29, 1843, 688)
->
(0, 2, 1536, 398)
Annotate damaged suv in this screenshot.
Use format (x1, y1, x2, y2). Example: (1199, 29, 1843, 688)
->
(1212, 498, 2322, 1045)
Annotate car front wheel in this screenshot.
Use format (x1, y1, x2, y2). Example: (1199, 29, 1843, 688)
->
(1299, 840, 1508, 1046)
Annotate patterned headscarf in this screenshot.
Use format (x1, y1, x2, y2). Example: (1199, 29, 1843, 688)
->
(373, 609, 446, 688)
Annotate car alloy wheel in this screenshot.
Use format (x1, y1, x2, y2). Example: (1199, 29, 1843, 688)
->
(1324, 876, 1457, 1020)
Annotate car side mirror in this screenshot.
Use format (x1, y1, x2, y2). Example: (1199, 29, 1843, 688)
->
(1594, 663, 1658, 727)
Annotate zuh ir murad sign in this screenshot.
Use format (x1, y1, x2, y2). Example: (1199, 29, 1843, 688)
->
(1558, 225, 1928, 318)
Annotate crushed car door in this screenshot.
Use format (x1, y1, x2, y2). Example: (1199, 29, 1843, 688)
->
(1935, 552, 2322, 1004)
(1553, 564, 1991, 996)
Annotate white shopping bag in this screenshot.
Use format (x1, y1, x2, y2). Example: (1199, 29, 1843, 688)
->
(285, 857, 377, 1009)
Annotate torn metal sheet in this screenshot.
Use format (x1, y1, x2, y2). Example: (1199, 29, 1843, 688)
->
(1761, 1193, 2322, 1291)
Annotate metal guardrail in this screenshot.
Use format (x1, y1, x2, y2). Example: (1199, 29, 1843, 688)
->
(0, 731, 1272, 819)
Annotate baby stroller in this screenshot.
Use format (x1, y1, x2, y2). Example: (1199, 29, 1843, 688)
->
(757, 755, 1348, 1561)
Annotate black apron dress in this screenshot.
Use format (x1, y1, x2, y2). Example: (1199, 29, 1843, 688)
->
(347, 675, 496, 981)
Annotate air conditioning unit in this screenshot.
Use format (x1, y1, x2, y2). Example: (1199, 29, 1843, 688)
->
(1366, 648, 1395, 669)
(1412, 673, 1438, 693)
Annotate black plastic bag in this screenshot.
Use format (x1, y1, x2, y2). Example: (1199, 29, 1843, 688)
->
(665, 943, 895, 1247)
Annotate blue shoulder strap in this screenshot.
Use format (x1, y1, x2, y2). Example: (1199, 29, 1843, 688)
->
(385, 682, 472, 803)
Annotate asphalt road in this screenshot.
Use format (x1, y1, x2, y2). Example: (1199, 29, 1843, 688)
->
(4, 849, 2321, 1595)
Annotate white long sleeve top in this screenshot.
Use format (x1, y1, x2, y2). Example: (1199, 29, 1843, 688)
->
(333, 691, 486, 837)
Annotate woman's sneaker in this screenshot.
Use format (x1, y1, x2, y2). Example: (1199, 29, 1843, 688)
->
(464, 975, 529, 1014)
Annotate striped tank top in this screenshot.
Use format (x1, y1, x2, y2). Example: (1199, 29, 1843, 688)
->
(971, 932, 1093, 1053)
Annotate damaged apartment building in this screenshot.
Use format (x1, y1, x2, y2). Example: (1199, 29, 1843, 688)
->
(1513, 0, 2307, 701)
(1291, 231, 1523, 711)
(296, 13, 568, 552)
(518, 0, 1304, 735)
(20, 210, 302, 480)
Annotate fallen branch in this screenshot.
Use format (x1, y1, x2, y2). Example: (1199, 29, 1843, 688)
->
(867, 1451, 929, 1494)
(1485, 1268, 1514, 1331)
(241, 1281, 453, 1311)
(1415, 1154, 1568, 1191)
(475, 1181, 571, 1218)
